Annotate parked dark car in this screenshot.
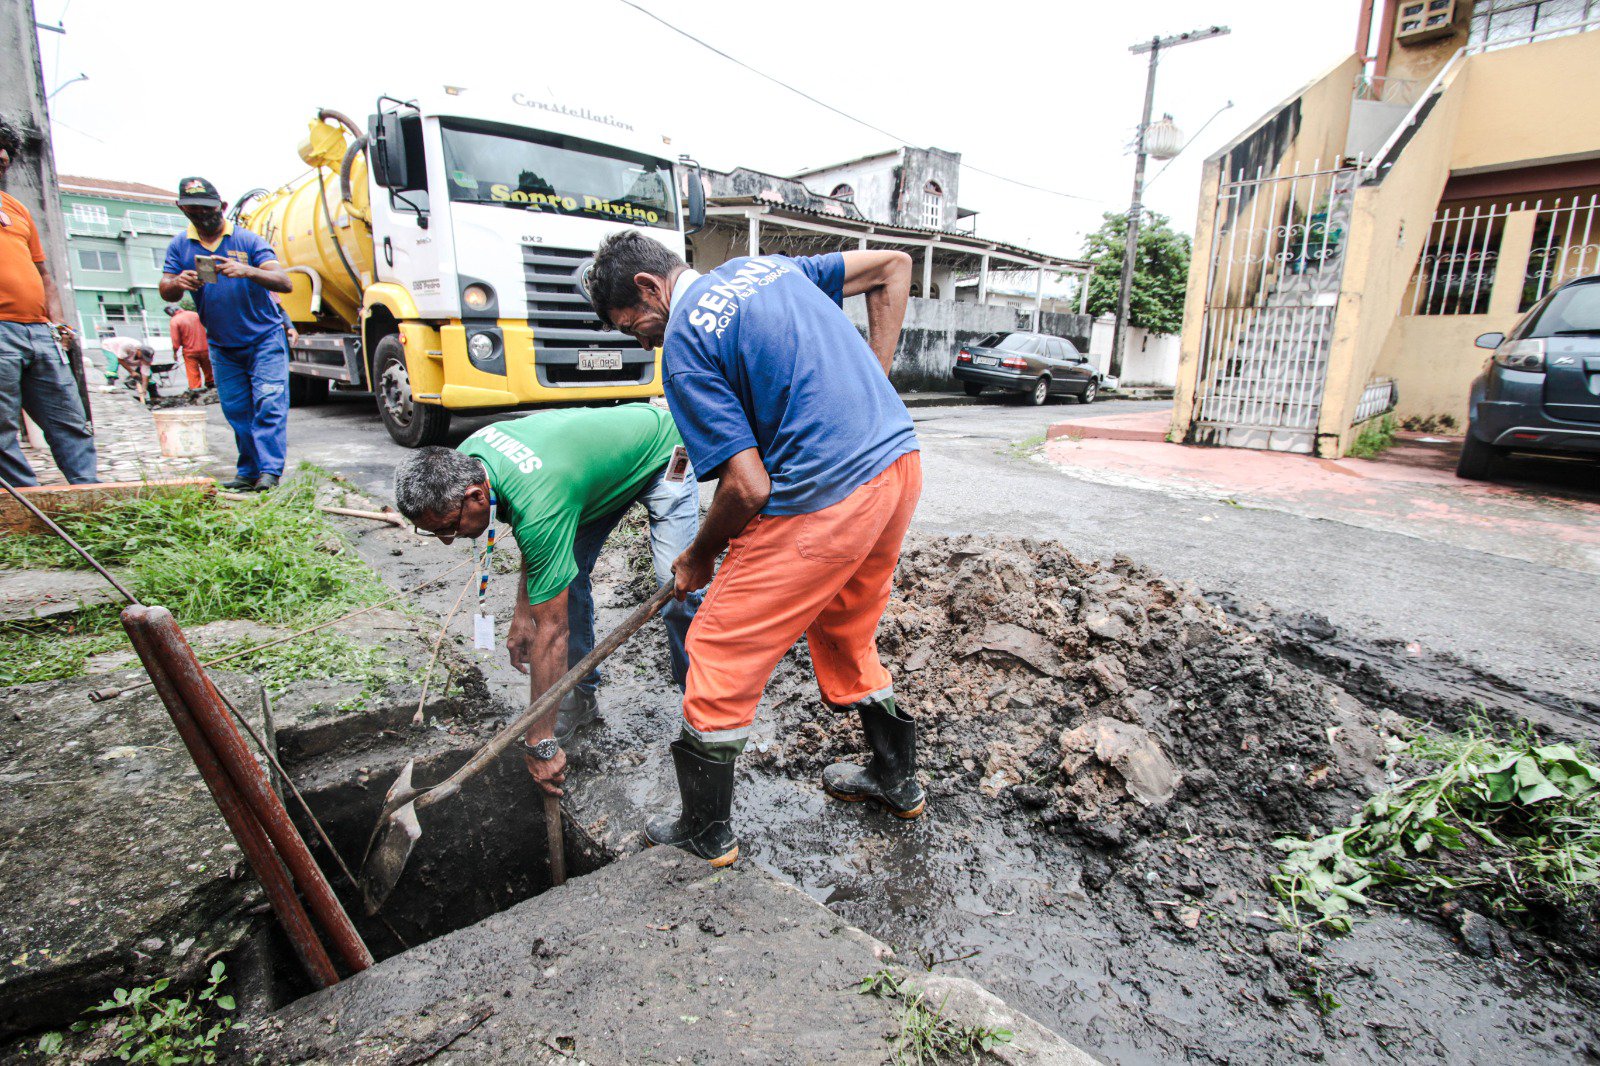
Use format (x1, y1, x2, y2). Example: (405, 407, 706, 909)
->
(1459, 275, 1600, 479)
(952, 331, 1098, 406)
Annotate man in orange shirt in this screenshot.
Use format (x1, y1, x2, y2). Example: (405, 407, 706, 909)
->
(165, 303, 212, 389)
(0, 119, 97, 486)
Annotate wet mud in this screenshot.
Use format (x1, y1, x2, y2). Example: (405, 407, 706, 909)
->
(563, 532, 1600, 1064)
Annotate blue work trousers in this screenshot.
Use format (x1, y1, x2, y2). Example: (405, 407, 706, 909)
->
(0, 321, 99, 486)
(211, 331, 289, 479)
(567, 464, 703, 694)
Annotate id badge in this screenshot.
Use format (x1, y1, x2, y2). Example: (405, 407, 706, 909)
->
(665, 445, 690, 483)
(473, 612, 495, 651)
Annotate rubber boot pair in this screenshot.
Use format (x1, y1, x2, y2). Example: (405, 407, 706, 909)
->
(822, 697, 926, 819)
(645, 738, 740, 867)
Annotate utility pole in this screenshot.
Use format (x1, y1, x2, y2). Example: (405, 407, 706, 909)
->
(1110, 25, 1229, 379)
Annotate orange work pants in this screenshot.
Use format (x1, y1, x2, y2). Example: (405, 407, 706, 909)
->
(183, 349, 213, 389)
(681, 451, 922, 744)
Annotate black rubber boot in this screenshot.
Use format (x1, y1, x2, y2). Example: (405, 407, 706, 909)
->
(645, 739, 739, 867)
(823, 698, 926, 819)
(554, 688, 599, 745)
(220, 475, 257, 491)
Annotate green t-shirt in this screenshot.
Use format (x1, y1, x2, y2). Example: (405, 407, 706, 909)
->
(458, 404, 681, 605)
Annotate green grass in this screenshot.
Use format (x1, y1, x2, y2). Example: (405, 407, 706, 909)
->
(1345, 414, 1398, 459)
(1, 466, 388, 687)
(1273, 722, 1600, 937)
(859, 970, 1013, 1065)
(206, 632, 401, 701)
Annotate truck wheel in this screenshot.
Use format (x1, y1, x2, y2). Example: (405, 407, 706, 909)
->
(1455, 431, 1500, 480)
(372, 335, 450, 448)
(288, 375, 329, 407)
(962, 382, 984, 397)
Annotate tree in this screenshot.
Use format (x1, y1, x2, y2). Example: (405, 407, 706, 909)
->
(1075, 211, 1192, 336)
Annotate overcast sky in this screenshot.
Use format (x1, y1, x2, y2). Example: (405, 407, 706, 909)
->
(37, 0, 1357, 258)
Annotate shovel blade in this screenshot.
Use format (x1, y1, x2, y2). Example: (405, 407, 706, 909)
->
(359, 760, 422, 916)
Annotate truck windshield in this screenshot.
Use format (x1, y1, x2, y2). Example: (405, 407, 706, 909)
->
(440, 121, 677, 230)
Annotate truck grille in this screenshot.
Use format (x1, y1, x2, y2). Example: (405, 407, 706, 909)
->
(522, 246, 636, 349)
(522, 245, 654, 388)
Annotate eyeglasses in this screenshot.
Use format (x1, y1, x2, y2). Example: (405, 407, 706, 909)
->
(411, 502, 465, 539)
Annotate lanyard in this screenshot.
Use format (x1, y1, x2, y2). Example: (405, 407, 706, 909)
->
(477, 465, 496, 612)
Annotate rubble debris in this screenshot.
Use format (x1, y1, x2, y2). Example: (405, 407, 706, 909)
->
(761, 534, 1389, 849)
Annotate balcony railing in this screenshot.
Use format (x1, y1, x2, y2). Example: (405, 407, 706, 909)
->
(1352, 74, 1420, 105)
(63, 211, 186, 239)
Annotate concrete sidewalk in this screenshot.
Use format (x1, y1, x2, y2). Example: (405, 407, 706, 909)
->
(236, 848, 1099, 1065)
(20, 361, 215, 486)
(1039, 418, 1600, 575)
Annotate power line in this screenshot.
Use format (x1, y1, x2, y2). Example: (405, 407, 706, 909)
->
(614, 0, 1105, 205)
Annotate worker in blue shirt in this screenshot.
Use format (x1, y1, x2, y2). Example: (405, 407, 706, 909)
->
(159, 177, 293, 491)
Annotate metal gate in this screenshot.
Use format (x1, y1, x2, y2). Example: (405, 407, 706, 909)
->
(1191, 160, 1356, 453)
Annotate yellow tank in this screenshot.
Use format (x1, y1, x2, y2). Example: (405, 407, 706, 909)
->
(238, 119, 375, 329)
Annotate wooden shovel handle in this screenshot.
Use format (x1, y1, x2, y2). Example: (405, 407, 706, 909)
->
(411, 583, 676, 813)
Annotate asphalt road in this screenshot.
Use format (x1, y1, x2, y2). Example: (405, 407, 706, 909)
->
(239, 393, 1600, 708)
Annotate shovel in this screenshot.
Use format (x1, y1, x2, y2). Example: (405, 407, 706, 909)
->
(359, 583, 675, 914)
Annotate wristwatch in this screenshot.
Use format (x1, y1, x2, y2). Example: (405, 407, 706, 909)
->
(527, 737, 560, 761)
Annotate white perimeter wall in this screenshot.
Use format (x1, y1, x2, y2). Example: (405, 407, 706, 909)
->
(1087, 314, 1181, 386)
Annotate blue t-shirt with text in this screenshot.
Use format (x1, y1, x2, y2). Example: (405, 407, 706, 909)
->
(663, 253, 918, 516)
(162, 223, 283, 348)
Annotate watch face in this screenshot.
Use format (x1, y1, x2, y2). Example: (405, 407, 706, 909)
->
(532, 738, 560, 760)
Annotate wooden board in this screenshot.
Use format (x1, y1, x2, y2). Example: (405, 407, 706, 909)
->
(0, 478, 215, 535)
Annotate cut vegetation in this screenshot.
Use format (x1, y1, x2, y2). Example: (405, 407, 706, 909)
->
(0, 467, 387, 687)
(1274, 722, 1600, 987)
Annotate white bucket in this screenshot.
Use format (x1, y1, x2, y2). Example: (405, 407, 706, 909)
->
(151, 408, 209, 458)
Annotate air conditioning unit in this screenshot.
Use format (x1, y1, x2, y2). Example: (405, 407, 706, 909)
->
(1397, 0, 1457, 45)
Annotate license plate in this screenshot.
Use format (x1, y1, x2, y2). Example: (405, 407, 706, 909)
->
(975, 355, 999, 367)
(578, 350, 623, 371)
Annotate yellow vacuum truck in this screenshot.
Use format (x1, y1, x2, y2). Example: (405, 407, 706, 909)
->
(236, 92, 703, 446)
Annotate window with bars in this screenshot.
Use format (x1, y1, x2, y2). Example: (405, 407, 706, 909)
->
(830, 183, 854, 203)
(1468, 0, 1597, 49)
(921, 181, 943, 228)
(1520, 193, 1600, 309)
(1406, 203, 1510, 315)
(71, 203, 109, 224)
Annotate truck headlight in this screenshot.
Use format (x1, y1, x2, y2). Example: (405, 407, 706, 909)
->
(462, 284, 494, 312)
(1493, 338, 1546, 371)
(468, 332, 496, 362)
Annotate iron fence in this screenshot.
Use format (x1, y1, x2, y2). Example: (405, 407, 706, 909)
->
(1191, 159, 1355, 452)
(1406, 203, 1513, 315)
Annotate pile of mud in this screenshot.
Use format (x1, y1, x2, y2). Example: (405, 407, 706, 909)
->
(753, 534, 1392, 851)
(148, 386, 219, 409)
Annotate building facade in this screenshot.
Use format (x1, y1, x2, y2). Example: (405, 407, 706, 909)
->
(792, 147, 971, 235)
(1171, 0, 1600, 454)
(692, 151, 1090, 390)
(58, 176, 186, 350)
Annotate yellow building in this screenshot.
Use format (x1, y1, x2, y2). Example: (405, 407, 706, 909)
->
(1170, 1, 1600, 455)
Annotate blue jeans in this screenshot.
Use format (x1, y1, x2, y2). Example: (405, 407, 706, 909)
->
(567, 464, 703, 694)
(0, 321, 99, 486)
(211, 331, 289, 479)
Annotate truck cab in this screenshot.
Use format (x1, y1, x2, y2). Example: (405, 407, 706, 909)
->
(244, 89, 703, 446)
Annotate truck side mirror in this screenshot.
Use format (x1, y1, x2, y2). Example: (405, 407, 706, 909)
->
(1475, 332, 1505, 349)
(368, 112, 411, 191)
(680, 155, 706, 234)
